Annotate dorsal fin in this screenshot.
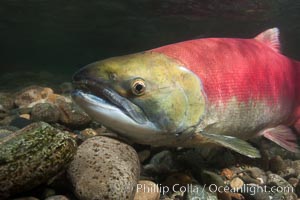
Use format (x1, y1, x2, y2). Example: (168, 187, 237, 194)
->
(254, 28, 280, 53)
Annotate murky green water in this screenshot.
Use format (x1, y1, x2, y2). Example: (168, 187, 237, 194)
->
(0, 0, 300, 78)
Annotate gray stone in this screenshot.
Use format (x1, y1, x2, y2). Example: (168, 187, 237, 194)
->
(56, 100, 91, 128)
(12, 197, 40, 200)
(138, 150, 151, 163)
(68, 136, 140, 200)
(0, 92, 14, 110)
(42, 188, 56, 199)
(269, 156, 286, 173)
(241, 184, 271, 200)
(59, 82, 73, 94)
(185, 184, 217, 200)
(31, 103, 60, 123)
(0, 115, 17, 126)
(144, 150, 181, 174)
(267, 173, 296, 199)
(44, 195, 70, 200)
(267, 173, 293, 189)
(0, 129, 13, 139)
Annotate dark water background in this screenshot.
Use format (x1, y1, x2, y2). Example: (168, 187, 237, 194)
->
(0, 0, 300, 78)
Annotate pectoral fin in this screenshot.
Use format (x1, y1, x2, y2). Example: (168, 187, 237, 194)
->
(201, 132, 261, 158)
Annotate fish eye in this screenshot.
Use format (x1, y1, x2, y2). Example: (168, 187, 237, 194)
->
(131, 78, 146, 96)
(109, 73, 117, 80)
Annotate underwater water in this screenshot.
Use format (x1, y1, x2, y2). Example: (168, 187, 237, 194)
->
(1, 0, 300, 75)
(1, 0, 300, 200)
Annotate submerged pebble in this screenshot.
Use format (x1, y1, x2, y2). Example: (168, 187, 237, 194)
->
(67, 136, 140, 200)
(56, 99, 91, 128)
(134, 180, 160, 200)
(0, 92, 14, 110)
(78, 128, 99, 140)
(144, 150, 181, 174)
(44, 195, 70, 200)
(2, 82, 300, 199)
(185, 184, 217, 200)
(59, 82, 73, 94)
(14, 86, 54, 108)
(13, 197, 40, 200)
(0, 115, 17, 126)
(31, 103, 60, 123)
(230, 177, 244, 190)
(267, 173, 293, 189)
(9, 116, 34, 129)
(0, 129, 13, 138)
(19, 114, 31, 120)
(137, 150, 151, 163)
(269, 155, 286, 173)
(0, 122, 77, 198)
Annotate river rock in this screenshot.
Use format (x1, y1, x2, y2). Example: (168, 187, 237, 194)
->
(31, 103, 60, 123)
(269, 155, 286, 173)
(59, 82, 73, 94)
(13, 197, 40, 200)
(0, 92, 14, 110)
(267, 173, 293, 189)
(56, 99, 91, 128)
(0, 115, 18, 126)
(19, 114, 31, 120)
(0, 122, 77, 198)
(0, 129, 13, 139)
(0, 110, 8, 120)
(241, 184, 270, 200)
(230, 177, 244, 190)
(221, 168, 234, 180)
(68, 136, 140, 200)
(266, 173, 295, 199)
(0, 126, 19, 132)
(14, 86, 54, 108)
(163, 173, 193, 190)
(9, 116, 34, 129)
(44, 195, 70, 200)
(78, 128, 99, 141)
(134, 180, 160, 200)
(185, 184, 218, 200)
(41, 188, 56, 199)
(137, 150, 151, 163)
(144, 150, 181, 174)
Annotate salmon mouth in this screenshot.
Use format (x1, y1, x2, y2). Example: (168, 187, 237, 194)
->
(72, 78, 148, 125)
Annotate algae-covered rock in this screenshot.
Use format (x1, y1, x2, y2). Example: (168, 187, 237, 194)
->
(31, 103, 61, 123)
(0, 122, 77, 198)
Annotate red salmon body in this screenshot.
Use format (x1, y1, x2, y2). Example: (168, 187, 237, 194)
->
(151, 28, 300, 151)
(72, 28, 300, 157)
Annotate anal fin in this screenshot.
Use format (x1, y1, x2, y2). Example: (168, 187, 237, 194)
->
(261, 125, 299, 153)
(201, 132, 261, 158)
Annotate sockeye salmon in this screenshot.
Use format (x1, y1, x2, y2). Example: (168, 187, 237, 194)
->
(72, 28, 300, 158)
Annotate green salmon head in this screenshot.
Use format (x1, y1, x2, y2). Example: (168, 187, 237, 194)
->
(72, 52, 206, 145)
